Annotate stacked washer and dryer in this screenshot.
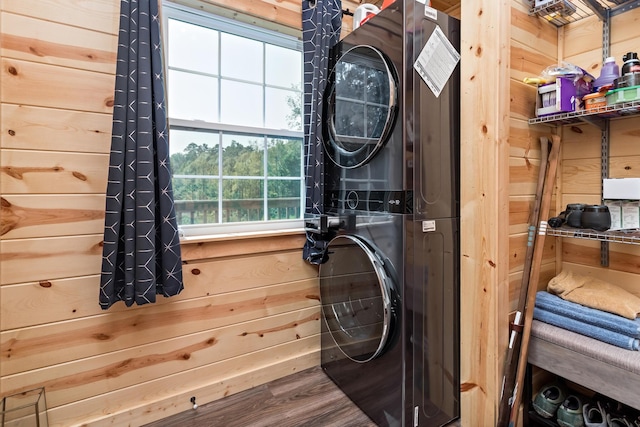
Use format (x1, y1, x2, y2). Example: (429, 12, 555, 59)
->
(316, 1, 460, 426)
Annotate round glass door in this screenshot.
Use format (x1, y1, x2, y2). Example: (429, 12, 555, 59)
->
(319, 235, 396, 363)
(323, 45, 398, 169)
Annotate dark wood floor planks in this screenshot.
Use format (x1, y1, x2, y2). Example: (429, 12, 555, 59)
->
(142, 366, 377, 427)
(142, 366, 462, 427)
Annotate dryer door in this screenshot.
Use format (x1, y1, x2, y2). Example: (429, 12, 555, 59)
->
(319, 234, 397, 363)
(323, 45, 398, 169)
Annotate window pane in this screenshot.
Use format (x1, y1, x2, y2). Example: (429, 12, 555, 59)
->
(268, 180, 301, 220)
(265, 44, 301, 88)
(168, 19, 219, 74)
(170, 129, 219, 175)
(220, 80, 263, 126)
(222, 179, 264, 222)
(265, 88, 301, 131)
(220, 33, 263, 83)
(168, 70, 218, 121)
(222, 134, 264, 176)
(173, 178, 219, 225)
(164, 4, 304, 231)
(267, 137, 302, 177)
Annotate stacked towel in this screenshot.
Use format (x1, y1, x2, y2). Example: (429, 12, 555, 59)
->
(533, 291, 640, 351)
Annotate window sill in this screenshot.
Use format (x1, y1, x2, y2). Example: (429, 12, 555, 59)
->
(179, 227, 306, 245)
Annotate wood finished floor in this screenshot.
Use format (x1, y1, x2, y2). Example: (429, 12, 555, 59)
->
(142, 366, 461, 427)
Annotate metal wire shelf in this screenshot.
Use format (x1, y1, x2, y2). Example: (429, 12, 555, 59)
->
(528, 99, 640, 126)
(529, 0, 640, 26)
(542, 222, 640, 244)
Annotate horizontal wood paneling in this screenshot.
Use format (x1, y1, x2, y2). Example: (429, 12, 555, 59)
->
(508, 0, 557, 329)
(561, 123, 603, 160)
(0, 150, 109, 194)
(509, 155, 541, 196)
(509, 119, 550, 169)
(509, 232, 555, 274)
(0, 234, 103, 285)
(510, 195, 534, 235)
(562, 14, 601, 60)
(0, 0, 120, 34)
(1, 194, 105, 239)
(508, 261, 556, 312)
(1, 279, 319, 374)
(183, 251, 318, 293)
(50, 338, 319, 427)
(511, 3, 558, 56)
(564, 8, 640, 76)
(510, 40, 556, 83)
(172, 0, 302, 31)
(562, 239, 640, 275)
(1, 307, 320, 407)
(0, 12, 117, 73)
(1, 105, 112, 154)
(0, 246, 316, 323)
(1, 58, 114, 113)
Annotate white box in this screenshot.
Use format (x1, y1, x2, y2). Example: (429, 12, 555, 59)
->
(604, 200, 623, 230)
(621, 201, 640, 229)
(603, 178, 640, 200)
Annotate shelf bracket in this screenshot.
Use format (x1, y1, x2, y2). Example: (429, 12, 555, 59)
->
(600, 120, 610, 267)
(602, 7, 611, 61)
(610, 0, 640, 17)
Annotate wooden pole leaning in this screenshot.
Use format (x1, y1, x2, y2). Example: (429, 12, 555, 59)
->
(496, 136, 550, 426)
(507, 133, 562, 426)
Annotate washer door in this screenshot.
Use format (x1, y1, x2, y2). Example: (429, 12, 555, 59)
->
(323, 45, 398, 169)
(320, 234, 397, 363)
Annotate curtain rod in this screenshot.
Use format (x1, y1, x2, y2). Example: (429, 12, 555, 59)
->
(342, 8, 354, 16)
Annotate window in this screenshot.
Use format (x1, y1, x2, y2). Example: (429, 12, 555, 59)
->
(163, 3, 304, 236)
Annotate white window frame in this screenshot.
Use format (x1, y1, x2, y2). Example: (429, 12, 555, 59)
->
(162, 2, 305, 238)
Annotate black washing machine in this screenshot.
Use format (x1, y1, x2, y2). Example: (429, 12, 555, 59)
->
(319, 1, 460, 426)
(320, 208, 405, 426)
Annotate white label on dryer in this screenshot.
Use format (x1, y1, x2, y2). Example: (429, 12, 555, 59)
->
(413, 26, 460, 98)
(424, 5, 437, 20)
(422, 220, 436, 232)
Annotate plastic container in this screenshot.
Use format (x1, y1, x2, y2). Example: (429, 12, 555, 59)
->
(622, 52, 640, 75)
(606, 85, 640, 105)
(583, 92, 607, 110)
(593, 57, 619, 90)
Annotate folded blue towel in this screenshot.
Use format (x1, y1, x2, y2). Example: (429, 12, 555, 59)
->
(535, 291, 640, 338)
(533, 307, 640, 351)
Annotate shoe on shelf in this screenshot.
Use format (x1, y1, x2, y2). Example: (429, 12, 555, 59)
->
(557, 395, 585, 427)
(533, 383, 566, 419)
(584, 401, 607, 427)
(607, 414, 634, 427)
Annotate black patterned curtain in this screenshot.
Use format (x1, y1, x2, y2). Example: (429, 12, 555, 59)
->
(302, 0, 342, 264)
(100, 0, 183, 309)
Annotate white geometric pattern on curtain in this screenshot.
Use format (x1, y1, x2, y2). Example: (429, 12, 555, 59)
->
(100, 0, 184, 309)
(302, 0, 342, 265)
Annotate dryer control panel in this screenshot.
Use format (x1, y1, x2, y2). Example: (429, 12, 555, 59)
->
(325, 189, 413, 214)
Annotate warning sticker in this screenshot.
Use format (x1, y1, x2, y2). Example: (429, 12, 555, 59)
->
(413, 26, 460, 98)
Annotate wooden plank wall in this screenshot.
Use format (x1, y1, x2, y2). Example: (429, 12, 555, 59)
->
(508, 2, 559, 311)
(558, 8, 640, 295)
(459, 1, 510, 424)
(0, 1, 320, 426)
